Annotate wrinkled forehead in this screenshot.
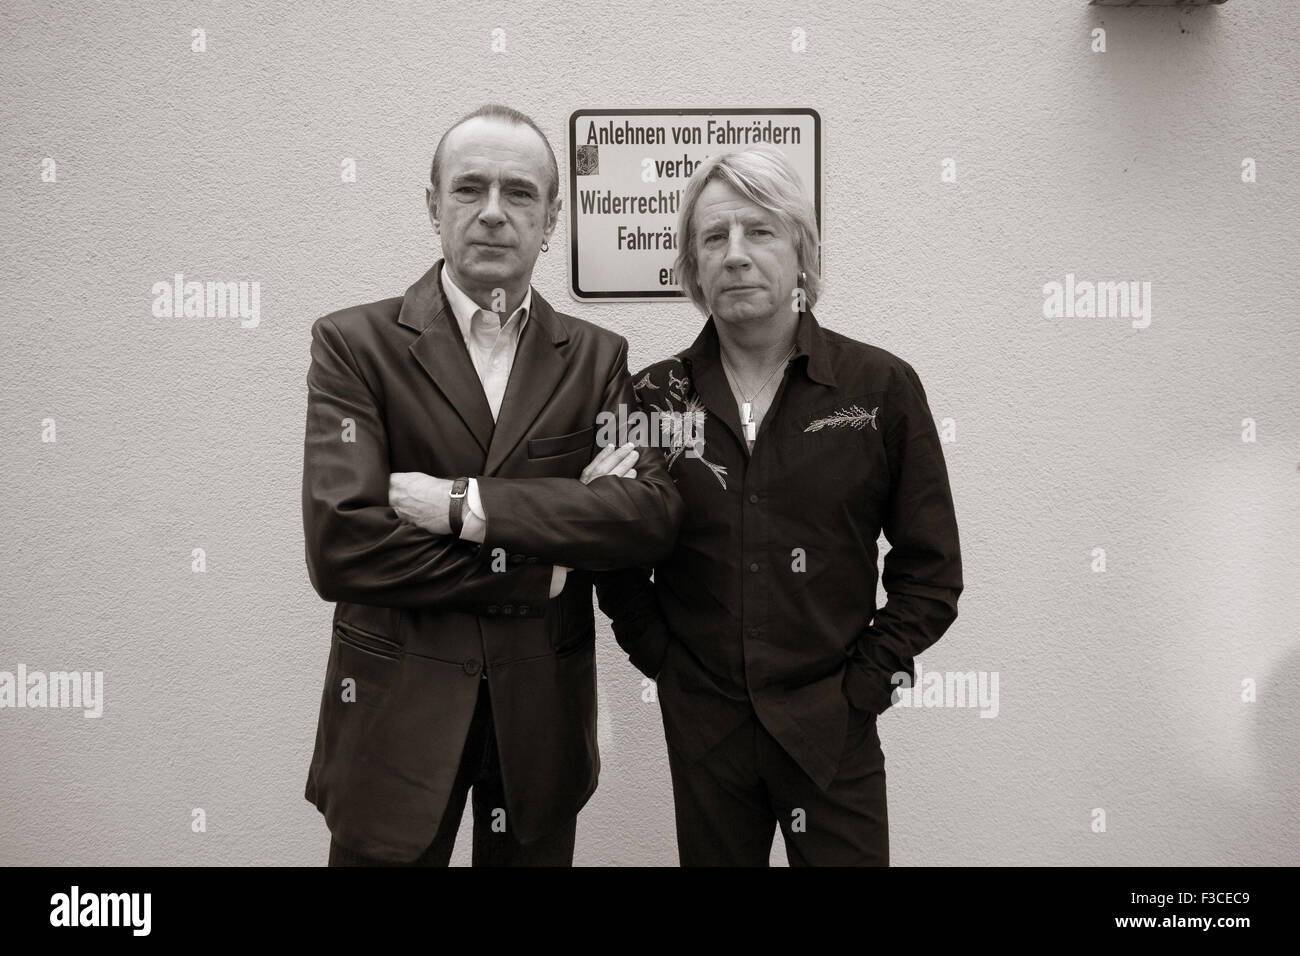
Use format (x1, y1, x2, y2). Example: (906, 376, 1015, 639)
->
(442, 118, 551, 189)
(693, 182, 781, 232)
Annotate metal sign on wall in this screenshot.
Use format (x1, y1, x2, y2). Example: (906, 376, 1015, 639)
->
(567, 108, 821, 302)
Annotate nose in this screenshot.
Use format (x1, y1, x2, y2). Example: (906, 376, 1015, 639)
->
(723, 225, 751, 271)
(478, 185, 506, 227)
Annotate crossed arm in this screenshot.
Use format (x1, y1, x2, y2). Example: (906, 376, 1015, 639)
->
(387, 442, 643, 596)
(301, 315, 681, 615)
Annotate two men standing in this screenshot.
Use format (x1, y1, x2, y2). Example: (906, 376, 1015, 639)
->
(301, 106, 962, 866)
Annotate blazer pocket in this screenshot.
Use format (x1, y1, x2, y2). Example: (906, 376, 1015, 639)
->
(527, 425, 595, 460)
(330, 626, 400, 709)
(335, 620, 401, 660)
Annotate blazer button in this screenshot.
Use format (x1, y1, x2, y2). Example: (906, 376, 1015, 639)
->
(463, 658, 481, 676)
(486, 605, 501, 616)
(502, 604, 515, 616)
(517, 604, 530, 615)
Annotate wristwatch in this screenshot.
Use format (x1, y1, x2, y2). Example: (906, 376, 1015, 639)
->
(448, 477, 469, 536)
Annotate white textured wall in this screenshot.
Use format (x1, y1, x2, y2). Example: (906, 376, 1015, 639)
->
(2, 0, 1296, 866)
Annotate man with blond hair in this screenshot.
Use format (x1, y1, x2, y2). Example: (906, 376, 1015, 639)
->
(597, 144, 963, 866)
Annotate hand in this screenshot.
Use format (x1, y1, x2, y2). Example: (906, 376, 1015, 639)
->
(388, 472, 452, 535)
(842, 657, 893, 716)
(580, 442, 639, 484)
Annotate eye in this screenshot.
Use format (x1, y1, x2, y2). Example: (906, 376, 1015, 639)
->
(453, 185, 478, 196)
(750, 228, 773, 238)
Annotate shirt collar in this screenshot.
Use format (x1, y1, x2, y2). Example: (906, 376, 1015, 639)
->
(439, 262, 531, 340)
(679, 308, 836, 387)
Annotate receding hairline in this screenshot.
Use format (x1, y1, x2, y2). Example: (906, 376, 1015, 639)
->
(431, 114, 558, 199)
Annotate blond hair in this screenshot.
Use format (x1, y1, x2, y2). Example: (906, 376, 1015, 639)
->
(674, 144, 820, 315)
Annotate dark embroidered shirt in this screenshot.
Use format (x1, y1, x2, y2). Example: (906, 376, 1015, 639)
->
(596, 309, 963, 788)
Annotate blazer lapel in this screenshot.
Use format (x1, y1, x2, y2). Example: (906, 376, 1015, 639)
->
(398, 260, 495, 455)
(482, 290, 570, 476)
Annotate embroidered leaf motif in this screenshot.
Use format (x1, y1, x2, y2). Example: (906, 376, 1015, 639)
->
(647, 384, 727, 490)
(804, 404, 879, 432)
(632, 372, 657, 393)
(697, 456, 728, 489)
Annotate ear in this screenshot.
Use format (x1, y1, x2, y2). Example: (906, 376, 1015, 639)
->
(543, 196, 562, 239)
(425, 184, 440, 233)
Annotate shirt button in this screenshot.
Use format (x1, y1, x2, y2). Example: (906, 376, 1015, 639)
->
(463, 658, 481, 676)
(750, 563, 759, 572)
(749, 494, 759, 504)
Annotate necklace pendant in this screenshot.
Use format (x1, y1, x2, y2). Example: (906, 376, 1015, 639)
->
(744, 419, 757, 442)
(741, 401, 753, 423)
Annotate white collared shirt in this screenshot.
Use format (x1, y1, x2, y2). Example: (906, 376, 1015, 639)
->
(439, 264, 532, 527)
(439, 264, 531, 420)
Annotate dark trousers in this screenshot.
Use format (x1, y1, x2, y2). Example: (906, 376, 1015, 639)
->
(327, 676, 577, 867)
(664, 704, 889, 866)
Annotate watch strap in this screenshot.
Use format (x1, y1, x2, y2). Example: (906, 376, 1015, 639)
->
(448, 477, 469, 536)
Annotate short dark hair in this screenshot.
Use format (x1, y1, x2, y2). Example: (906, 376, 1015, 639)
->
(429, 104, 559, 204)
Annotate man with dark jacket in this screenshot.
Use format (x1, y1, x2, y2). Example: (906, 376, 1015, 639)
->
(302, 104, 681, 866)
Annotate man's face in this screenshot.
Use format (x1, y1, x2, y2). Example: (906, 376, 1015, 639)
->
(691, 178, 800, 329)
(427, 117, 560, 294)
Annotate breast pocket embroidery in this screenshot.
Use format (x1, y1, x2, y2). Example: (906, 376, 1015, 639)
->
(803, 403, 879, 433)
(792, 394, 888, 503)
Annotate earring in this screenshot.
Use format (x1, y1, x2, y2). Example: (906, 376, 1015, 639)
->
(541, 239, 550, 253)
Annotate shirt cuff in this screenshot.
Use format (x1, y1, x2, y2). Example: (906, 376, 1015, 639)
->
(549, 565, 568, 598)
(466, 478, 486, 521)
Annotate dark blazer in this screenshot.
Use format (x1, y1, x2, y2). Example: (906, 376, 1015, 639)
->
(302, 259, 682, 861)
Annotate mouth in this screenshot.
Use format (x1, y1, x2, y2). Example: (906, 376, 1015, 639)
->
(723, 285, 760, 292)
(472, 241, 513, 249)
